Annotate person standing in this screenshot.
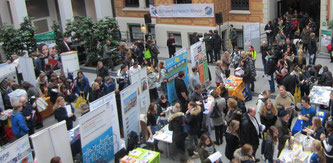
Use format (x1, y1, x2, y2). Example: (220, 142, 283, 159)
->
(265, 21, 273, 45)
(20, 97, 35, 135)
(189, 67, 201, 92)
(242, 59, 254, 101)
(260, 41, 269, 75)
(190, 32, 200, 46)
(215, 60, 224, 87)
(320, 121, 333, 162)
(59, 37, 71, 53)
(275, 110, 291, 153)
(185, 101, 202, 158)
(53, 96, 75, 130)
(213, 30, 222, 61)
(318, 66, 333, 87)
(102, 40, 114, 71)
(266, 54, 277, 93)
(240, 106, 261, 162)
(222, 51, 231, 78)
(264, 126, 279, 163)
(231, 46, 241, 69)
(204, 32, 214, 63)
(300, 96, 316, 130)
(175, 71, 188, 113)
(210, 91, 226, 145)
(150, 40, 160, 68)
(167, 34, 176, 58)
(229, 25, 238, 49)
(308, 32, 317, 65)
(225, 120, 240, 161)
(11, 103, 29, 138)
(96, 61, 109, 81)
(301, 25, 311, 53)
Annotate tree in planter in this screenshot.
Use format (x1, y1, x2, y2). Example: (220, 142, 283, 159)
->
(51, 21, 64, 48)
(19, 16, 37, 54)
(0, 24, 24, 59)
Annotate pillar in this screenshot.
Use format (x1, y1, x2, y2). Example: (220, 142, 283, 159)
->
(85, 0, 97, 21)
(0, 0, 13, 25)
(94, 0, 113, 20)
(8, 0, 28, 28)
(139, 0, 146, 8)
(57, 0, 74, 30)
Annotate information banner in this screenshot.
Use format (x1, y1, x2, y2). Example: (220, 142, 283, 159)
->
(120, 81, 140, 144)
(166, 48, 189, 103)
(36, 31, 55, 45)
(79, 103, 115, 163)
(320, 29, 332, 47)
(190, 41, 209, 84)
(150, 4, 214, 18)
(0, 135, 33, 163)
(130, 68, 150, 114)
(243, 23, 260, 52)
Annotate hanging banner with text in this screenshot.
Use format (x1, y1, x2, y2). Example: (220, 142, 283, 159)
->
(166, 48, 189, 103)
(0, 135, 33, 163)
(150, 4, 214, 18)
(79, 104, 115, 163)
(190, 41, 209, 85)
(243, 22, 260, 52)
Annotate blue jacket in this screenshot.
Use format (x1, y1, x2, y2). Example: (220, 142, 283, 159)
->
(104, 81, 115, 94)
(11, 111, 29, 138)
(75, 76, 90, 94)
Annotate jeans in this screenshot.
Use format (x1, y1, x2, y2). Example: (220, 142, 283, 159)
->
(309, 53, 316, 65)
(245, 82, 252, 100)
(269, 74, 275, 92)
(262, 58, 267, 75)
(250, 81, 255, 91)
(214, 125, 224, 144)
(214, 49, 221, 61)
(207, 50, 214, 63)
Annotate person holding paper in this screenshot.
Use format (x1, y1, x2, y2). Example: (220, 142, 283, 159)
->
(198, 135, 220, 163)
(53, 96, 75, 130)
(146, 103, 163, 153)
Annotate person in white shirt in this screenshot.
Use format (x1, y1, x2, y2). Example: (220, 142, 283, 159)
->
(129, 61, 141, 75)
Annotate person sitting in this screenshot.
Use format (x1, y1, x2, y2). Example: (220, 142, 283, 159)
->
(157, 95, 170, 127)
(10, 103, 29, 138)
(318, 66, 333, 87)
(233, 144, 255, 162)
(310, 140, 326, 163)
(88, 82, 104, 103)
(300, 96, 316, 130)
(146, 103, 163, 153)
(96, 61, 109, 81)
(198, 135, 218, 163)
(303, 116, 325, 140)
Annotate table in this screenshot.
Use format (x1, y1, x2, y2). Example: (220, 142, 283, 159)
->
(122, 148, 160, 163)
(225, 75, 245, 101)
(153, 125, 172, 157)
(40, 97, 54, 119)
(279, 132, 313, 162)
(291, 110, 327, 135)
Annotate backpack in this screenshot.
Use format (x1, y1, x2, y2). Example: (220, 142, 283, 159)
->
(210, 102, 222, 118)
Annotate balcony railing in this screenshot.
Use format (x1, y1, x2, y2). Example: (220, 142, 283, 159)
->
(231, 0, 249, 10)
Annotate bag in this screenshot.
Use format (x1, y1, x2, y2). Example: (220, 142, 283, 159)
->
(144, 48, 151, 59)
(210, 102, 222, 118)
(36, 97, 48, 112)
(294, 86, 301, 104)
(327, 44, 332, 51)
(74, 95, 87, 109)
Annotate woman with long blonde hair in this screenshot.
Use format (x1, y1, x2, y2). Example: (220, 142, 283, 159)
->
(225, 120, 240, 161)
(53, 96, 75, 130)
(303, 116, 325, 140)
(260, 99, 278, 130)
(310, 140, 326, 163)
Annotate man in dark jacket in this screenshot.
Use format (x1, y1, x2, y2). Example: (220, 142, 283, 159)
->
(242, 59, 254, 101)
(266, 54, 277, 93)
(275, 110, 291, 153)
(318, 66, 333, 87)
(229, 25, 238, 49)
(167, 34, 176, 58)
(308, 33, 317, 65)
(175, 71, 188, 113)
(213, 30, 222, 61)
(240, 106, 261, 160)
(204, 32, 214, 63)
(265, 21, 273, 45)
(260, 41, 269, 75)
(96, 61, 109, 81)
(282, 69, 297, 95)
(190, 32, 200, 46)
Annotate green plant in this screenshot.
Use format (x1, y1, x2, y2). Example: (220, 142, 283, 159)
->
(64, 16, 120, 65)
(19, 16, 37, 54)
(51, 21, 64, 47)
(0, 24, 24, 59)
(329, 20, 333, 29)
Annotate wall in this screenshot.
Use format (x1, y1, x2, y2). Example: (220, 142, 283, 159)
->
(113, 0, 150, 18)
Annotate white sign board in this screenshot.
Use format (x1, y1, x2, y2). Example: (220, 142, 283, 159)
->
(30, 121, 73, 163)
(150, 4, 214, 18)
(120, 81, 140, 144)
(19, 56, 37, 86)
(79, 100, 115, 163)
(0, 135, 33, 163)
(243, 22, 260, 52)
(130, 68, 150, 114)
(61, 51, 80, 75)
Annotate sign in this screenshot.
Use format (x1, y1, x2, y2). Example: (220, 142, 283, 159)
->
(120, 81, 140, 144)
(79, 104, 115, 163)
(320, 29, 332, 47)
(60, 51, 80, 75)
(190, 41, 209, 84)
(0, 135, 33, 163)
(243, 23, 260, 52)
(166, 48, 189, 103)
(89, 92, 122, 153)
(19, 55, 37, 86)
(309, 86, 331, 106)
(150, 4, 214, 18)
(130, 68, 150, 114)
(36, 31, 55, 45)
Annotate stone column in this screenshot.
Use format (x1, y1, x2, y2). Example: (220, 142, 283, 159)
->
(57, 0, 74, 30)
(94, 0, 113, 20)
(8, 0, 28, 28)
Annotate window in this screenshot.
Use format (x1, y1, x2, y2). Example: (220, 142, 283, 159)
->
(125, 0, 139, 7)
(26, 0, 50, 19)
(231, 0, 249, 10)
(168, 32, 182, 47)
(129, 24, 144, 42)
(174, 0, 192, 4)
(237, 30, 243, 49)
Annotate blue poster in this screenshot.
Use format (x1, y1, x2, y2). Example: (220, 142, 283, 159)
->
(166, 49, 189, 103)
(82, 127, 114, 163)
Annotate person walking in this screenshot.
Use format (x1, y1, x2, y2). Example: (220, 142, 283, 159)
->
(308, 32, 317, 65)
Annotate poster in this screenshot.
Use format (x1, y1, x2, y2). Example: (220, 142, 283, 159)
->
(0, 135, 33, 163)
(60, 51, 80, 76)
(19, 55, 37, 86)
(79, 103, 115, 163)
(89, 92, 122, 153)
(309, 86, 331, 106)
(166, 48, 189, 103)
(130, 68, 150, 114)
(243, 23, 260, 52)
(120, 81, 140, 144)
(36, 31, 55, 45)
(150, 4, 214, 18)
(190, 41, 209, 84)
(320, 29, 332, 47)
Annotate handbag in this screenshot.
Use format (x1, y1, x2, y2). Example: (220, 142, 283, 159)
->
(210, 102, 222, 118)
(294, 86, 301, 104)
(74, 95, 87, 109)
(36, 97, 48, 112)
(144, 48, 151, 59)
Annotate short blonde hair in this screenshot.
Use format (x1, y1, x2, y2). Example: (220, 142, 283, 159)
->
(216, 60, 222, 66)
(173, 103, 181, 113)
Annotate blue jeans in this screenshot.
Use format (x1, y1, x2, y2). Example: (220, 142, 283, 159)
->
(245, 82, 252, 100)
(309, 53, 316, 65)
(262, 58, 267, 75)
(269, 74, 275, 92)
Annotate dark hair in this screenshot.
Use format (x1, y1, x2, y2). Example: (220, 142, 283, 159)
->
(50, 156, 61, 163)
(188, 101, 197, 108)
(147, 103, 156, 114)
(192, 67, 197, 72)
(178, 71, 185, 78)
(194, 84, 201, 91)
(267, 126, 278, 143)
(22, 82, 33, 90)
(326, 121, 333, 133)
(11, 84, 20, 91)
(160, 94, 167, 100)
(198, 134, 213, 148)
(301, 96, 310, 104)
(211, 91, 219, 98)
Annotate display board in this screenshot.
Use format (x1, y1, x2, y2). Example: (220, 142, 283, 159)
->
(36, 31, 56, 45)
(79, 101, 115, 163)
(120, 81, 140, 144)
(19, 55, 37, 86)
(309, 86, 331, 106)
(0, 63, 18, 84)
(60, 51, 80, 76)
(89, 92, 122, 153)
(130, 68, 150, 114)
(243, 23, 260, 52)
(30, 121, 73, 163)
(150, 4, 214, 18)
(166, 48, 189, 103)
(0, 135, 33, 163)
(190, 41, 209, 85)
(320, 29, 332, 53)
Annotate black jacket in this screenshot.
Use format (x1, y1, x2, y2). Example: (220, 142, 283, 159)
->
(54, 106, 75, 130)
(308, 38, 317, 54)
(167, 38, 176, 55)
(260, 114, 277, 132)
(185, 106, 202, 136)
(225, 132, 240, 160)
(318, 70, 333, 87)
(168, 112, 187, 144)
(22, 103, 34, 129)
(96, 66, 109, 80)
(264, 136, 276, 162)
(242, 63, 254, 83)
(88, 89, 104, 103)
(282, 74, 297, 95)
(311, 126, 325, 140)
(213, 33, 222, 51)
(266, 56, 277, 75)
(240, 114, 260, 146)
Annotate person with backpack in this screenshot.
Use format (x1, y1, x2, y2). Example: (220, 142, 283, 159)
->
(210, 91, 226, 145)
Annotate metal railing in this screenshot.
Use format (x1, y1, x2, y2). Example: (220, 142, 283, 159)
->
(231, 0, 249, 10)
